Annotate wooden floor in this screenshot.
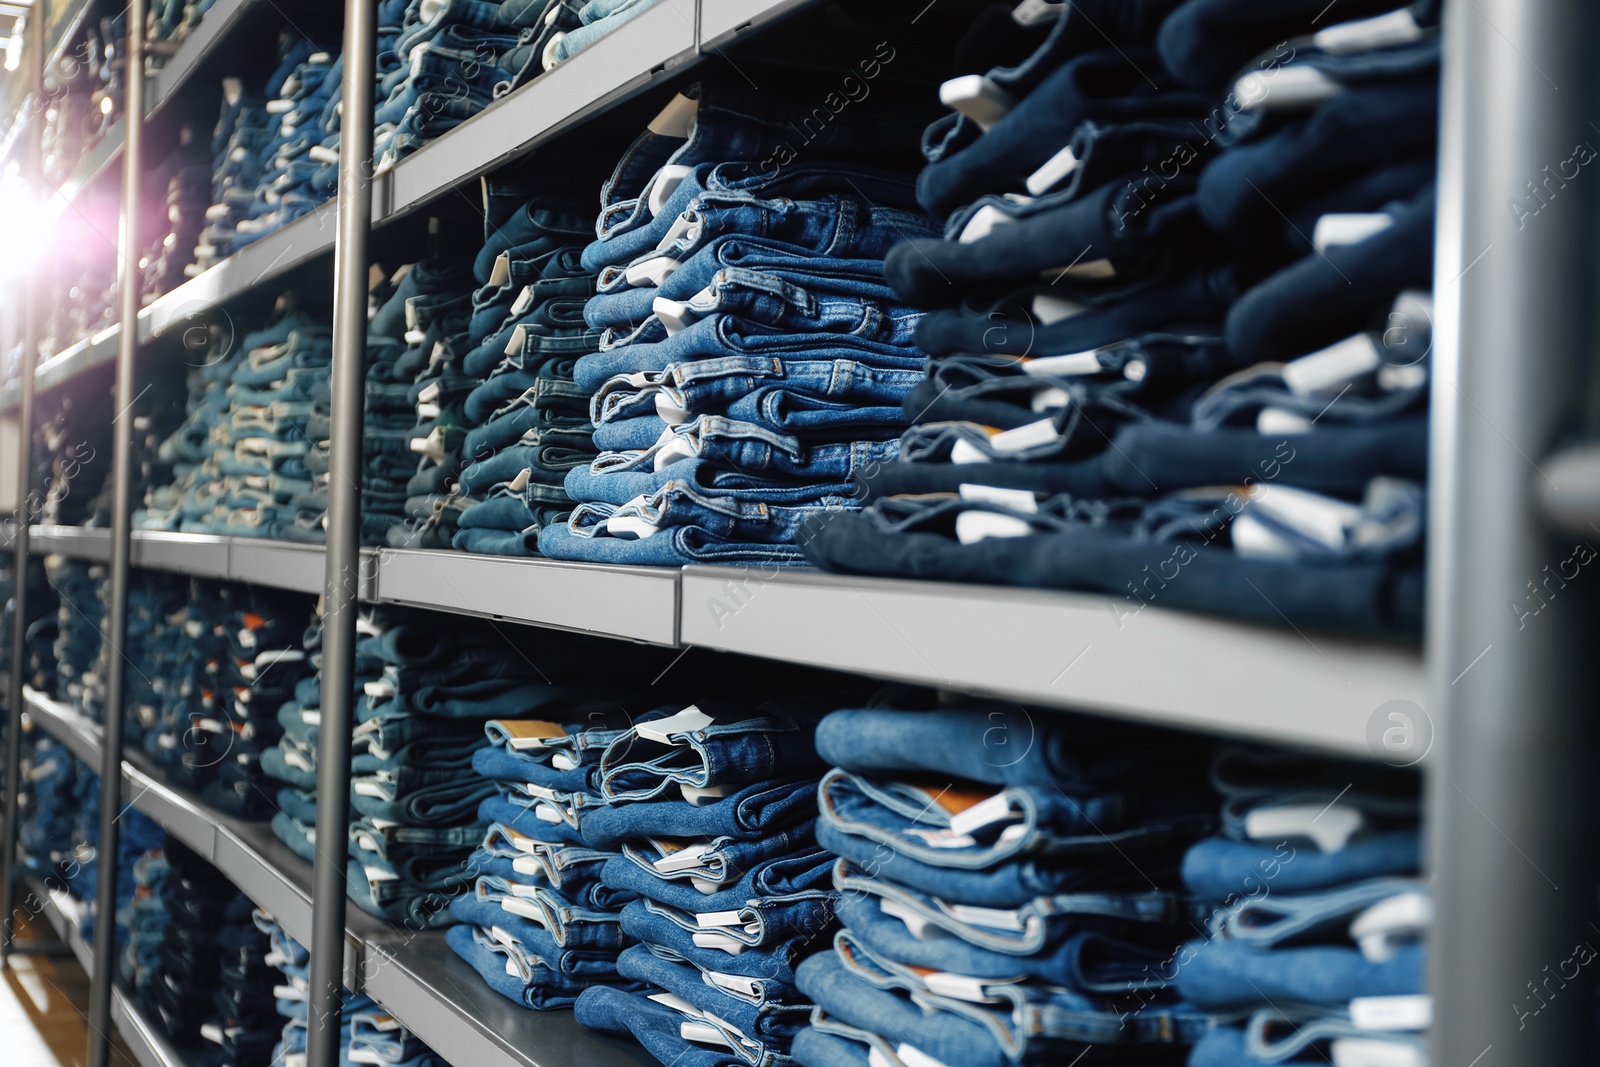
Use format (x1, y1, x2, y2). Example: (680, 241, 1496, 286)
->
(0, 909, 134, 1067)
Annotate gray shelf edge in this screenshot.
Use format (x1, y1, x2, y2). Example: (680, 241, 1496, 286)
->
(379, 1, 698, 221)
(146, 0, 261, 112)
(372, 548, 680, 646)
(679, 566, 1426, 761)
(23, 686, 104, 767)
(26, 877, 190, 1067)
(6, 0, 817, 406)
(699, 0, 822, 49)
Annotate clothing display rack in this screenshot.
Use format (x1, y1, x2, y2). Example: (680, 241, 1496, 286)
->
(0, 1, 1593, 1067)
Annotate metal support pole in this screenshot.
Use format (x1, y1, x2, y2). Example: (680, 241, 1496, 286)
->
(1427, 0, 1600, 1064)
(308, 0, 376, 1063)
(87, 3, 144, 1065)
(0, 21, 45, 967)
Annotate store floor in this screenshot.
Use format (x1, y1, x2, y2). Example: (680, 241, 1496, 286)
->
(0, 911, 133, 1067)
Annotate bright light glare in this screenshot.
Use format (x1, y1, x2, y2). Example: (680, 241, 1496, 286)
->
(0, 165, 53, 282)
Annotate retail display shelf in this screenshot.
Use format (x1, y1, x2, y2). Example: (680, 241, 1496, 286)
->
(679, 566, 1426, 759)
(363, 932, 657, 1067)
(19, 527, 1423, 758)
(372, 548, 680, 646)
(45, 0, 267, 210)
(700, 0, 820, 47)
(25, 877, 92, 971)
(19, 690, 655, 1067)
(27, 877, 192, 1067)
(31, 523, 112, 562)
(377, 0, 697, 222)
(23, 687, 103, 767)
(2, 1, 791, 410)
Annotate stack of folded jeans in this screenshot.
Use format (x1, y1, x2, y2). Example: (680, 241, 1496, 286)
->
(233, 40, 342, 251)
(142, 124, 213, 300)
(46, 558, 106, 708)
(19, 739, 86, 882)
(365, 258, 476, 546)
(74, 775, 165, 947)
(121, 845, 171, 992)
(446, 709, 645, 1007)
(144, 584, 233, 783)
(197, 889, 296, 1067)
(195, 72, 275, 274)
(792, 706, 1219, 1067)
(142, 838, 237, 1044)
(184, 590, 316, 816)
(371, 0, 519, 170)
(573, 704, 839, 1066)
(83, 571, 189, 742)
(500, 0, 666, 85)
(142, 323, 246, 527)
(450, 189, 598, 555)
(261, 907, 447, 1067)
(801, 0, 1437, 639)
(1176, 747, 1426, 1066)
(536, 80, 938, 565)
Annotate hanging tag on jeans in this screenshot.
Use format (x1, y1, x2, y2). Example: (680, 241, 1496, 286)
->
(1011, 0, 1064, 26)
(706, 972, 761, 998)
(1349, 995, 1432, 1032)
(648, 164, 695, 218)
(945, 790, 1019, 835)
(636, 705, 714, 743)
(1350, 891, 1433, 963)
(648, 991, 704, 1017)
(939, 75, 1016, 130)
(491, 720, 567, 750)
(680, 783, 732, 806)
(510, 285, 536, 317)
(1245, 803, 1364, 853)
(692, 931, 747, 954)
(489, 252, 512, 289)
(648, 94, 700, 138)
(654, 842, 713, 873)
(504, 323, 527, 356)
(695, 909, 749, 929)
(1315, 8, 1424, 53)
(922, 972, 1013, 1004)
(891, 1044, 957, 1067)
(498, 897, 549, 924)
(1313, 213, 1393, 254)
(680, 1022, 736, 1049)
(1328, 1037, 1426, 1067)
(942, 903, 1027, 932)
(1025, 143, 1078, 195)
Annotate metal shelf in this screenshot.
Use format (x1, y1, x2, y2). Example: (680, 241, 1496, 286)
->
(19, 688, 660, 1067)
(700, 0, 819, 48)
(1, 0, 810, 410)
(26, 877, 191, 1067)
(32, 523, 113, 562)
(19, 526, 1424, 758)
(679, 566, 1425, 759)
(376, 0, 696, 222)
(372, 548, 678, 646)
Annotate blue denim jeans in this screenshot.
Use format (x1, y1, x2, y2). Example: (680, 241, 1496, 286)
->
(581, 777, 817, 851)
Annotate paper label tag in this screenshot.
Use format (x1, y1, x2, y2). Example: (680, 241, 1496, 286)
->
(504, 323, 527, 356)
(923, 971, 1008, 1004)
(880, 898, 934, 939)
(896, 1044, 957, 1067)
(946, 791, 1018, 836)
(1032, 293, 1084, 325)
(943, 903, 1026, 932)
(489, 252, 512, 289)
(1011, 0, 1063, 27)
(692, 931, 747, 955)
(647, 94, 699, 138)
(492, 720, 567, 750)
(510, 286, 536, 317)
(649, 991, 702, 1016)
(707, 971, 760, 998)
(1283, 332, 1383, 396)
(1349, 994, 1432, 1032)
(957, 485, 1037, 514)
(680, 783, 731, 806)
(1329, 1037, 1426, 1067)
(1025, 143, 1078, 195)
(680, 1021, 735, 1049)
(498, 897, 548, 924)
(636, 706, 714, 744)
(938, 74, 1014, 131)
(655, 842, 712, 873)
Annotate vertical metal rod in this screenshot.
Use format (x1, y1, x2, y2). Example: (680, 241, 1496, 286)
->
(309, 0, 376, 1063)
(0, 19, 45, 967)
(87, 3, 145, 1065)
(1426, 1, 1600, 1064)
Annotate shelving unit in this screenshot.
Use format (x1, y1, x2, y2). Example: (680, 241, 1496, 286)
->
(20, 688, 656, 1067)
(26, 878, 190, 1067)
(0, 0, 1588, 1064)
